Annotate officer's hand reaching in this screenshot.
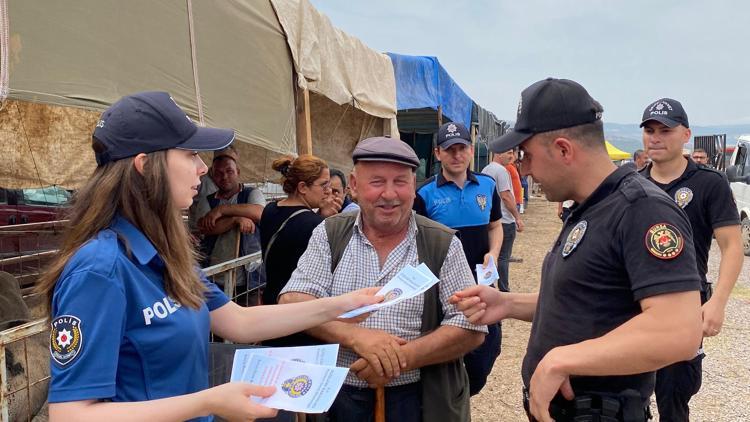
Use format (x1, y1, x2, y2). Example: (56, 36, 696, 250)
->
(529, 348, 575, 422)
(203, 382, 278, 421)
(450, 285, 511, 325)
(701, 297, 726, 337)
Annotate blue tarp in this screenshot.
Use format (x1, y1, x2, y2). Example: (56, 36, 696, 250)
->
(386, 53, 474, 130)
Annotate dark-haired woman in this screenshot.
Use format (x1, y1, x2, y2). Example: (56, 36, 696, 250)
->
(37, 92, 379, 422)
(259, 155, 342, 347)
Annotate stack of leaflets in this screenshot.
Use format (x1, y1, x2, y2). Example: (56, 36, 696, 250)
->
(338, 263, 440, 318)
(231, 344, 348, 413)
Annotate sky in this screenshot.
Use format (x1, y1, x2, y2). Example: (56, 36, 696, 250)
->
(309, 0, 750, 127)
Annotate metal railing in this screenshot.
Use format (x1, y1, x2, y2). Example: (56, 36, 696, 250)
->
(203, 251, 264, 306)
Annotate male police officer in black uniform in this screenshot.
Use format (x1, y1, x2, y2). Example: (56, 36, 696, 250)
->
(639, 98, 743, 422)
(450, 78, 704, 422)
(414, 121, 503, 396)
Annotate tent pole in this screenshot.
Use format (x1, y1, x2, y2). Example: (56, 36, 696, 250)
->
(295, 86, 313, 155)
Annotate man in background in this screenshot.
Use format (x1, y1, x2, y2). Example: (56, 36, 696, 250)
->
(482, 149, 524, 292)
(691, 148, 709, 166)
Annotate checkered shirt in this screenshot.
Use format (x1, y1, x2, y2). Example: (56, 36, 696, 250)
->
(281, 211, 487, 387)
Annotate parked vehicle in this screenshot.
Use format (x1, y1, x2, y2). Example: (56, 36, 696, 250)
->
(0, 186, 69, 258)
(726, 135, 750, 256)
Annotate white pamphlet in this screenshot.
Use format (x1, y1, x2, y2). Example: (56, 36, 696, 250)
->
(242, 354, 349, 413)
(338, 263, 440, 318)
(476, 256, 499, 286)
(230, 344, 340, 382)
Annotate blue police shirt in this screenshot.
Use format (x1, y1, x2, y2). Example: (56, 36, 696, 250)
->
(414, 171, 502, 269)
(48, 216, 229, 421)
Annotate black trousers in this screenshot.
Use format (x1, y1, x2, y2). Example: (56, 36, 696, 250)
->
(654, 286, 711, 422)
(655, 355, 703, 422)
(463, 322, 501, 396)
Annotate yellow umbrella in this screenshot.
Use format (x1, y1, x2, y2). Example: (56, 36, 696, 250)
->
(605, 141, 630, 160)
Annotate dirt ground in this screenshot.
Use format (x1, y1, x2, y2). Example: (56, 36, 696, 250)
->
(470, 197, 750, 422)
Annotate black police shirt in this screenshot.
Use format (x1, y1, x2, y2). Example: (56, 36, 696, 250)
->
(522, 166, 702, 399)
(640, 159, 740, 284)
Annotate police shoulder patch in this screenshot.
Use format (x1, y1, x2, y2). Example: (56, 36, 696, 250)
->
(50, 315, 83, 366)
(645, 223, 684, 260)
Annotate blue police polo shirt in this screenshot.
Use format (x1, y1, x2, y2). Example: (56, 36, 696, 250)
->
(414, 171, 502, 269)
(48, 216, 229, 420)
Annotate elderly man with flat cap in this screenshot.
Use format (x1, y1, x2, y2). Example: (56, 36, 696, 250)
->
(279, 137, 486, 422)
(450, 78, 703, 422)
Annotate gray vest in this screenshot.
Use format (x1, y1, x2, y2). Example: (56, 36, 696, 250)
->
(325, 213, 471, 422)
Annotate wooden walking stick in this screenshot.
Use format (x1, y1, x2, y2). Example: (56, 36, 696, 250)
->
(374, 385, 386, 422)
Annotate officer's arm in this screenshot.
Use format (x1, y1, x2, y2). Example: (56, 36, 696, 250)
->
(277, 291, 362, 344)
(49, 384, 278, 422)
(451, 286, 537, 323)
(538, 290, 702, 378)
(702, 224, 743, 334)
(401, 325, 484, 370)
(710, 224, 743, 303)
(486, 219, 503, 263)
(210, 290, 381, 344)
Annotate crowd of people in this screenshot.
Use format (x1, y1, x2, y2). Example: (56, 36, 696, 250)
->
(37, 79, 742, 422)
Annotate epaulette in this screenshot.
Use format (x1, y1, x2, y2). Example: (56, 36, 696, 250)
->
(619, 173, 649, 203)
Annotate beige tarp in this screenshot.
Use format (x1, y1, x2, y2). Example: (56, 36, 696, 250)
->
(1, 0, 397, 189)
(270, 0, 398, 121)
(2, 0, 296, 188)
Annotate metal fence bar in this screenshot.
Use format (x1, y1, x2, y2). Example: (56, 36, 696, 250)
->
(0, 250, 57, 267)
(0, 220, 68, 233)
(202, 251, 261, 276)
(0, 319, 48, 422)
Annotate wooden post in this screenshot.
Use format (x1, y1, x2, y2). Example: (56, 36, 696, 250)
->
(374, 386, 386, 422)
(295, 86, 313, 155)
(437, 105, 443, 127)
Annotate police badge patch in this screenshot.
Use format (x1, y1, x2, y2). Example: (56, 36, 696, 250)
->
(282, 375, 312, 398)
(674, 187, 693, 209)
(50, 315, 83, 366)
(561, 221, 587, 257)
(645, 223, 684, 259)
(476, 194, 487, 211)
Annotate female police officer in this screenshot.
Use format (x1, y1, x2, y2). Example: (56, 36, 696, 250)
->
(36, 92, 380, 422)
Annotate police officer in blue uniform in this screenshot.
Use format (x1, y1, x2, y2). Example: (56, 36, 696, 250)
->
(37, 92, 380, 422)
(639, 98, 743, 422)
(414, 121, 503, 395)
(450, 78, 705, 422)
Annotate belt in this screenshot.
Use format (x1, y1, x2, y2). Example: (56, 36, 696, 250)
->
(522, 387, 651, 422)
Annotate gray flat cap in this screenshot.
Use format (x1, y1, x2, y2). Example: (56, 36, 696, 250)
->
(352, 136, 420, 168)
